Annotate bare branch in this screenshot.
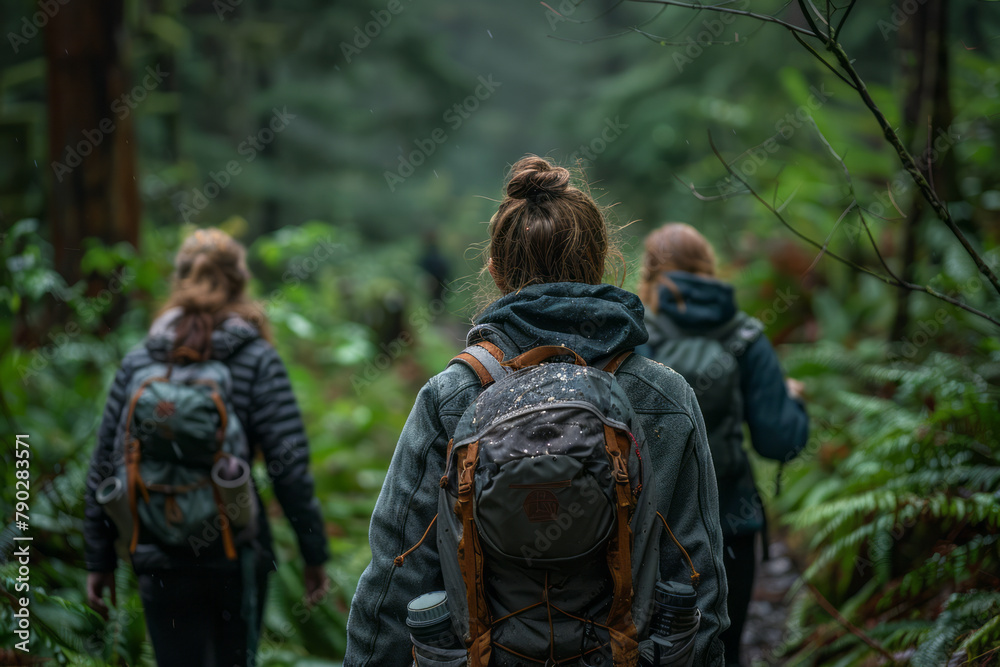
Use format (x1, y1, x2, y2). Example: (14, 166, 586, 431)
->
(539, 0, 627, 25)
(795, 0, 828, 43)
(824, 40, 1000, 297)
(856, 205, 902, 284)
(806, 582, 897, 663)
(886, 183, 906, 218)
(791, 32, 856, 88)
(834, 0, 858, 37)
(672, 173, 744, 201)
(803, 201, 855, 276)
(705, 132, 1000, 327)
(627, 0, 819, 37)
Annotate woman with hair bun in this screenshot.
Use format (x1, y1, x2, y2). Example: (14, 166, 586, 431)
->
(84, 228, 330, 667)
(346, 157, 729, 666)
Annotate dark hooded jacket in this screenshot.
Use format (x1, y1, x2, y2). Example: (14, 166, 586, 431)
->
(344, 282, 729, 666)
(83, 308, 329, 573)
(640, 272, 809, 538)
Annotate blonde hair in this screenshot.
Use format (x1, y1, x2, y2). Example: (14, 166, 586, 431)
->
(638, 223, 716, 314)
(158, 228, 269, 359)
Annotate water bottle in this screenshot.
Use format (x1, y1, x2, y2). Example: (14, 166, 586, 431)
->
(407, 591, 465, 666)
(646, 581, 700, 666)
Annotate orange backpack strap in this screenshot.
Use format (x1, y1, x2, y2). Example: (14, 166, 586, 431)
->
(124, 379, 162, 554)
(501, 345, 587, 371)
(603, 424, 640, 666)
(450, 342, 506, 388)
(601, 350, 633, 375)
(455, 440, 492, 665)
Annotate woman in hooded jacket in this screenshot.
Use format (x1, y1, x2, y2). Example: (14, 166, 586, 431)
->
(84, 228, 330, 667)
(345, 157, 729, 666)
(637, 223, 809, 667)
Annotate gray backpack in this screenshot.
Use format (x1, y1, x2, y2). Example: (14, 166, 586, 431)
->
(645, 312, 763, 481)
(435, 343, 665, 666)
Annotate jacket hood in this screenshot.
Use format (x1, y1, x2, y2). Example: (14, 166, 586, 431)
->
(653, 271, 737, 329)
(469, 282, 648, 363)
(146, 307, 261, 362)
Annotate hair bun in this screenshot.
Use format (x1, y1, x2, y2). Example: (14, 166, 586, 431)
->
(506, 156, 571, 201)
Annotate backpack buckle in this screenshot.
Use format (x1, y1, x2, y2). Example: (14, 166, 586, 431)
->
(458, 458, 475, 498)
(609, 449, 629, 484)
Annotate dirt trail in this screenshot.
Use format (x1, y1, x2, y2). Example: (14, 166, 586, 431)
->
(743, 540, 801, 666)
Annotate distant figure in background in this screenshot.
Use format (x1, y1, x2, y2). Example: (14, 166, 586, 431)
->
(418, 231, 450, 304)
(84, 228, 330, 667)
(638, 223, 808, 667)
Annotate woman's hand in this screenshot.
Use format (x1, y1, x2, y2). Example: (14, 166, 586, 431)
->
(786, 378, 806, 401)
(86, 571, 116, 620)
(304, 564, 330, 609)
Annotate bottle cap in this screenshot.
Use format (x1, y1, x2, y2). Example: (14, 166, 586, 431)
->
(654, 581, 697, 610)
(406, 591, 450, 629)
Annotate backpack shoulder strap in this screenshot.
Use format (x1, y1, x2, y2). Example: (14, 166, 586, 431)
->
(597, 349, 633, 374)
(449, 341, 507, 387)
(720, 313, 765, 359)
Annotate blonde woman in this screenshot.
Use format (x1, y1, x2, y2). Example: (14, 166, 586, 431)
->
(84, 229, 329, 667)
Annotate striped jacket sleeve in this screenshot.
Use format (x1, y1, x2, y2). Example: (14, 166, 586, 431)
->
(84, 362, 132, 572)
(246, 342, 329, 566)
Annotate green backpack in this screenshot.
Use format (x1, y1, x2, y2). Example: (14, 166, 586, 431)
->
(645, 312, 763, 481)
(110, 360, 255, 560)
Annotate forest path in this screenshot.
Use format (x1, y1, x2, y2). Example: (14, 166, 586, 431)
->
(743, 539, 801, 666)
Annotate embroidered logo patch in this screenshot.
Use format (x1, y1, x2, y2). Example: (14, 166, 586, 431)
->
(154, 400, 176, 419)
(522, 489, 560, 523)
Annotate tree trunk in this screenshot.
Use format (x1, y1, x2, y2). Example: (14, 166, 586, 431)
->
(890, 0, 954, 341)
(45, 0, 140, 291)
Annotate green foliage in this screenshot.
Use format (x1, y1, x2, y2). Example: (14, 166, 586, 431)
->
(1, 220, 469, 663)
(770, 342, 1000, 666)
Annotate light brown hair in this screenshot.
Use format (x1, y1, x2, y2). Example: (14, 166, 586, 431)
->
(486, 155, 622, 295)
(638, 223, 716, 314)
(158, 228, 270, 359)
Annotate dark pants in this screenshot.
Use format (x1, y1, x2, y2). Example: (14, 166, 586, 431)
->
(137, 567, 268, 667)
(720, 532, 757, 667)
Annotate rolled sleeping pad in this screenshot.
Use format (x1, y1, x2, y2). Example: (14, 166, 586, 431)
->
(211, 456, 257, 529)
(95, 476, 133, 560)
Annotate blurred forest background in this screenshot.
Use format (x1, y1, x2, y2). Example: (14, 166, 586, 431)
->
(2, 0, 1000, 665)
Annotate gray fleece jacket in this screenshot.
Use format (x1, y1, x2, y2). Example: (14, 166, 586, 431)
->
(345, 282, 729, 666)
